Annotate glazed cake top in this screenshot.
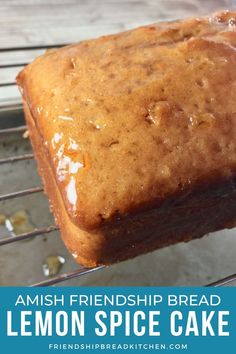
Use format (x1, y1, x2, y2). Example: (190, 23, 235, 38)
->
(17, 11, 236, 229)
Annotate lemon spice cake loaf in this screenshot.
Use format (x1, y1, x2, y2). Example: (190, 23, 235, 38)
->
(17, 11, 236, 267)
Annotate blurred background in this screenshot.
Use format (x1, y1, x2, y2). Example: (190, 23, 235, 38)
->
(0, 0, 236, 286)
(1, 0, 235, 104)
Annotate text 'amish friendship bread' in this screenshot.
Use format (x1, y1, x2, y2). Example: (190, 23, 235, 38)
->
(17, 11, 236, 267)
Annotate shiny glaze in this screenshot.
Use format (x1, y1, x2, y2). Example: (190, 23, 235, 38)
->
(17, 11, 236, 228)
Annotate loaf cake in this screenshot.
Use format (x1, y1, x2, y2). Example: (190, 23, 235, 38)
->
(17, 11, 236, 267)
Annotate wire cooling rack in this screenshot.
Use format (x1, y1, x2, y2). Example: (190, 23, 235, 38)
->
(0, 123, 104, 286)
(0, 44, 235, 287)
(0, 121, 105, 287)
(0, 43, 107, 286)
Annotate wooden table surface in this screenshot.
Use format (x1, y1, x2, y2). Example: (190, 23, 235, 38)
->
(0, 0, 235, 104)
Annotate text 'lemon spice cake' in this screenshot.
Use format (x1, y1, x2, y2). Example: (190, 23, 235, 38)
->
(17, 11, 236, 267)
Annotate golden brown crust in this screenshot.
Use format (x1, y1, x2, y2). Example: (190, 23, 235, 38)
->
(17, 11, 236, 266)
(22, 98, 236, 267)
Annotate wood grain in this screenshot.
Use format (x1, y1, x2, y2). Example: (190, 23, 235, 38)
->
(0, 0, 232, 47)
(0, 0, 234, 103)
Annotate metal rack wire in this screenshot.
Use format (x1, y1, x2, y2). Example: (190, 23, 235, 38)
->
(1, 113, 236, 287)
(0, 43, 105, 286)
(0, 128, 105, 286)
(0, 44, 235, 287)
